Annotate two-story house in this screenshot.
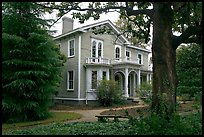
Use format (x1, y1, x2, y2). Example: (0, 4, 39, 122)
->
(54, 16, 152, 104)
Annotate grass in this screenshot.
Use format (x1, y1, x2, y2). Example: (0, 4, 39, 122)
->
(2, 111, 81, 131)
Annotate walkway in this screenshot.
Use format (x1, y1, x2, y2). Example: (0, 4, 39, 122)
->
(51, 104, 148, 123)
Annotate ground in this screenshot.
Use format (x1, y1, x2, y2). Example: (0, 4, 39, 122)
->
(51, 100, 201, 118)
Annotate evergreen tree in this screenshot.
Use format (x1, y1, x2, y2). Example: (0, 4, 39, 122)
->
(2, 2, 65, 123)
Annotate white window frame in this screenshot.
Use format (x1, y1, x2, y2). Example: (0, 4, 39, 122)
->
(68, 39, 75, 58)
(126, 50, 131, 61)
(91, 38, 103, 58)
(115, 45, 121, 61)
(137, 53, 143, 64)
(67, 70, 74, 91)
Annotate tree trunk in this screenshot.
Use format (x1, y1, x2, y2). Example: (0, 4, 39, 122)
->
(151, 3, 178, 119)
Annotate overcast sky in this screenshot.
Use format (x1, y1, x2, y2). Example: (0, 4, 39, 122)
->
(49, 11, 120, 37)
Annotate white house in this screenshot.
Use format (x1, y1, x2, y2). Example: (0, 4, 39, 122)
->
(54, 16, 152, 104)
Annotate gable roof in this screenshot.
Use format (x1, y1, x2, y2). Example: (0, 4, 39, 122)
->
(53, 19, 130, 43)
(54, 19, 151, 53)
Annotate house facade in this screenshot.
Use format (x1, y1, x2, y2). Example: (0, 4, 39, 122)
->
(54, 17, 152, 104)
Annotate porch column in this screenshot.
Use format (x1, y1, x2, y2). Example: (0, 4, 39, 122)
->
(150, 74, 152, 82)
(86, 69, 91, 92)
(125, 68, 129, 97)
(133, 74, 136, 97)
(98, 69, 102, 81)
(137, 69, 141, 86)
(106, 69, 110, 80)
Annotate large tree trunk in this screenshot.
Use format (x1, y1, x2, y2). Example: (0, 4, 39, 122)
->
(151, 3, 178, 119)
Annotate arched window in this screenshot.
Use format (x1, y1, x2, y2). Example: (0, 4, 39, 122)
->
(115, 47, 120, 60)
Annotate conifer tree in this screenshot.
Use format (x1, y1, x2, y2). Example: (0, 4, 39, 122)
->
(2, 2, 65, 123)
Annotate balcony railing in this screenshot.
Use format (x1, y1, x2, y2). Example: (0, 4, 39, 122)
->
(111, 57, 141, 65)
(85, 57, 110, 65)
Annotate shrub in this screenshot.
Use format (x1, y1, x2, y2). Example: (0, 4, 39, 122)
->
(136, 82, 152, 98)
(96, 80, 124, 107)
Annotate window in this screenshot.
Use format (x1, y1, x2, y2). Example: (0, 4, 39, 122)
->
(137, 53, 143, 64)
(67, 71, 74, 90)
(103, 71, 106, 80)
(115, 45, 121, 61)
(126, 51, 131, 60)
(68, 39, 75, 57)
(91, 39, 103, 58)
(91, 71, 97, 89)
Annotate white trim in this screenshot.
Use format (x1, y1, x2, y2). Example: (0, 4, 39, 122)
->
(78, 35, 81, 99)
(54, 97, 87, 101)
(68, 39, 75, 58)
(127, 45, 151, 53)
(53, 29, 84, 40)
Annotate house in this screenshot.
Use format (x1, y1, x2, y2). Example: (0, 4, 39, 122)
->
(53, 16, 152, 104)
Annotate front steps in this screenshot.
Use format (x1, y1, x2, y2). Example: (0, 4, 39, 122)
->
(126, 97, 145, 105)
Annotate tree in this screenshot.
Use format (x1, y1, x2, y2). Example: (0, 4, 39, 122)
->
(176, 44, 202, 98)
(114, 17, 149, 47)
(2, 2, 65, 123)
(35, 2, 202, 119)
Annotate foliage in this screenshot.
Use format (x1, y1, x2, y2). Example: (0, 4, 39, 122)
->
(136, 82, 152, 97)
(2, 112, 202, 135)
(96, 80, 124, 107)
(114, 17, 148, 45)
(176, 44, 202, 97)
(2, 2, 66, 123)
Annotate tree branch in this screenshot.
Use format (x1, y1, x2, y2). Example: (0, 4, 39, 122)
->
(126, 8, 154, 19)
(173, 25, 202, 49)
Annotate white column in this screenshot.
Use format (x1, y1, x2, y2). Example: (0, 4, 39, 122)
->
(98, 69, 102, 81)
(86, 69, 91, 92)
(133, 74, 136, 97)
(106, 69, 110, 80)
(125, 68, 129, 97)
(137, 69, 141, 86)
(78, 35, 81, 99)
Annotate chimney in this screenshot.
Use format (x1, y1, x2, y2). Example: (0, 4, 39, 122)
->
(62, 16, 74, 34)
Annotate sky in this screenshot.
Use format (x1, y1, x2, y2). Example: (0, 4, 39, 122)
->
(49, 10, 120, 37)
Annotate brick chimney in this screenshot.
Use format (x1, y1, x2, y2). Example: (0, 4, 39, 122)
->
(62, 16, 74, 34)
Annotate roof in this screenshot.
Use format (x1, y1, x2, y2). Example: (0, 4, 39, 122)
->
(53, 19, 151, 53)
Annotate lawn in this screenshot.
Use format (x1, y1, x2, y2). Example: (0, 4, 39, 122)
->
(2, 101, 202, 135)
(2, 112, 202, 135)
(2, 111, 81, 131)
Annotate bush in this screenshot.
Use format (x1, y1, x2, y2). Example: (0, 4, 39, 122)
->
(96, 80, 124, 107)
(129, 111, 202, 135)
(136, 82, 152, 98)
